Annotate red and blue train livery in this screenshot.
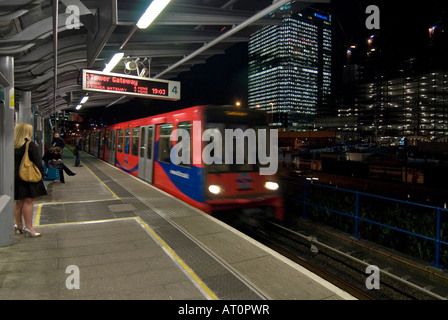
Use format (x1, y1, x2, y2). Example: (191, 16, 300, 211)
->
(84, 105, 283, 220)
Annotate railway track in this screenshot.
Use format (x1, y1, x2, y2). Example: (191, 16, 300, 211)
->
(223, 215, 448, 300)
(249, 222, 375, 300)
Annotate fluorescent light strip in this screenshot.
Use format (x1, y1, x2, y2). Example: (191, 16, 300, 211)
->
(103, 52, 124, 73)
(80, 96, 89, 104)
(137, 0, 171, 29)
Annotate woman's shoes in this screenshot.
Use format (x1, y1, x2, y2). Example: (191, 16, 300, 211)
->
(23, 227, 41, 238)
(13, 224, 41, 238)
(13, 224, 23, 235)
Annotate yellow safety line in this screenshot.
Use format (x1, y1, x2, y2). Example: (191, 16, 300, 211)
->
(37, 161, 119, 207)
(36, 216, 132, 227)
(81, 161, 120, 200)
(37, 198, 119, 206)
(36, 156, 217, 299)
(33, 216, 219, 300)
(35, 204, 42, 226)
(134, 216, 219, 300)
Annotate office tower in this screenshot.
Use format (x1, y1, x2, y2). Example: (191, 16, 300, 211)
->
(350, 13, 448, 143)
(248, 7, 332, 130)
(357, 72, 448, 143)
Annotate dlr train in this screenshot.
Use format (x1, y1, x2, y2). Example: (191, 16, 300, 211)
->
(83, 105, 283, 220)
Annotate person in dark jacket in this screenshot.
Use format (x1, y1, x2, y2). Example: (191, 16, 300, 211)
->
(74, 136, 83, 167)
(52, 132, 65, 149)
(14, 122, 47, 238)
(42, 147, 76, 183)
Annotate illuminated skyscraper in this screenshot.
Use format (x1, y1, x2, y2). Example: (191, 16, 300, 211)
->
(248, 7, 332, 130)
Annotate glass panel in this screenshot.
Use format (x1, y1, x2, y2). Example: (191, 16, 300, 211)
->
(205, 123, 259, 173)
(140, 127, 146, 158)
(158, 124, 172, 163)
(124, 128, 131, 154)
(117, 129, 123, 153)
(177, 121, 192, 167)
(147, 127, 153, 159)
(131, 127, 139, 156)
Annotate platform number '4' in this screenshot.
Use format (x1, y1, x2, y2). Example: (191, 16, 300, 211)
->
(172, 86, 178, 95)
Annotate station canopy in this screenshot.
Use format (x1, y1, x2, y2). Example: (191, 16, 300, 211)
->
(0, 0, 327, 117)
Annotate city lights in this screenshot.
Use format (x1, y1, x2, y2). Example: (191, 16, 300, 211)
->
(350, 72, 448, 139)
(248, 8, 331, 130)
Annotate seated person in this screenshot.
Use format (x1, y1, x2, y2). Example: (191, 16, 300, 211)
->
(42, 147, 76, 183)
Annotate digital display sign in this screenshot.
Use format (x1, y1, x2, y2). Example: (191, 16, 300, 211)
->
(82, 69, 180, 101)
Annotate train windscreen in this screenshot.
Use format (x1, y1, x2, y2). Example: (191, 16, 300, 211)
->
(204, 107, 272, 174)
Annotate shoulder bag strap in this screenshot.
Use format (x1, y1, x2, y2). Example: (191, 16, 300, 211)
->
(23, 140, 31, 160)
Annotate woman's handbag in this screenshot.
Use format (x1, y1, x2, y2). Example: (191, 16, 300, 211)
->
(19, 141, 42, 183)
(47, 161, 64, 169)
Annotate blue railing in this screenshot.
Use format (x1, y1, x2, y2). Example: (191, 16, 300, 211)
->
(283, 178, 448, 269)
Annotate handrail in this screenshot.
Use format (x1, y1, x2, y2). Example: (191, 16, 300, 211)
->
(284, 178, 447, 269)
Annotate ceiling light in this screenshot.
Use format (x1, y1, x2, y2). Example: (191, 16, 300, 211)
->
(80, 96, 89, 104)
(103, 52, 124, 73)
(76, 105, 82, 110)
(137, 0, 171, 29)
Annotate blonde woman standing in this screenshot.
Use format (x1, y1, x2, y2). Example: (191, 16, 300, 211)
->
(13, 123, 47, 237)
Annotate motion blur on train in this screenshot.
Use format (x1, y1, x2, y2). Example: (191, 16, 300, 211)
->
(82, 105, 283, 221)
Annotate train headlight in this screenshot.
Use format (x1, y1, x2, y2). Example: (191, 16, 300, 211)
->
(208, 185, 223, 195)
(264, 181, 279, 191)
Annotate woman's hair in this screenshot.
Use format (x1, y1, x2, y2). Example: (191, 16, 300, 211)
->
(14, 122, 34, 149)
(51, 147, 62, 154)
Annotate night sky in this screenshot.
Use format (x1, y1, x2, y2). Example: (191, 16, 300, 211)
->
(84, 0, 448, 125)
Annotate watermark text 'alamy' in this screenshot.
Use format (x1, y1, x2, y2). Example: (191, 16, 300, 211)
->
(170, 121, 278, 176)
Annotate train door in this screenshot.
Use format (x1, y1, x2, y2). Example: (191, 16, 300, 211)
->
(109, 130, 117, 165)
(138, 125, 155, 183)
(98, 131, 104, 160)
(90, 132, 99, 157)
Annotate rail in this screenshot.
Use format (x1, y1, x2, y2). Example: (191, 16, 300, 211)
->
(282, 177, 448, 269)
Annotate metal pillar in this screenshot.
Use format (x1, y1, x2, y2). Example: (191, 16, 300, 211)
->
(53, 0, 59, 133)
(19, 91, 33, 125)
(0, 56, 15, 247)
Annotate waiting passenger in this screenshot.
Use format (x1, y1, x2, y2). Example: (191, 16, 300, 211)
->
(14, 122, 47, 238)
(43, 147, 76, 183)
(52, 132, 65, 149)
(74, 136, 83, 167)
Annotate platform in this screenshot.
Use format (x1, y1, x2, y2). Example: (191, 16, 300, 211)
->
(0, 149, 355, 300)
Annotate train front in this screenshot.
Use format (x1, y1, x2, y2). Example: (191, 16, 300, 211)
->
(202, 106, 284, 221)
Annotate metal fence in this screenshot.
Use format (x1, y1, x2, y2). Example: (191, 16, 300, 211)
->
(283, 178, 448, 269)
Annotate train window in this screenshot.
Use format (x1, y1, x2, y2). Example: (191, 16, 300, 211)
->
(158, 124, 173, 163)
(176, 121, 192, 168)
(106, 131, 111, 151)
(131, 127, 139, 156)
(205, 123, 258, 173)
(140, 127, 146, 158)
(124, 128, 131, 154)
(228, 124, 256, 172)
(147, 127, 153, 159)
(117, 129, 123, 153)
(109, 130, 117, 151)
(205, 123, 229, 173)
